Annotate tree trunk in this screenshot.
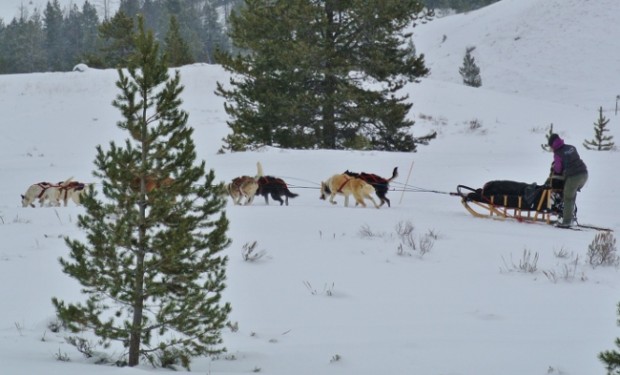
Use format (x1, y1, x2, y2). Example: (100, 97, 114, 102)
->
(322, 1, 337, 149)
(128, 105, 149, 367)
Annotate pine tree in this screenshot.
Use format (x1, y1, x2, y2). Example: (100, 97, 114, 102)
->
(216, 0, 431, 151)
(164, 15, 193, 67)
(43, 0, 65, 71)
(94, 10, 136, 68)
(584, 106, 615, 151)
(52, 17, 231, 370)
(1, 11, 46, 73)
(459, 46, 482, 87)
(600, 303, 620, 375)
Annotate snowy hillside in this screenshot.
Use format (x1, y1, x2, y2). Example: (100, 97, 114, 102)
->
(415, 0, 620, 110)
(1, 0, 619, 374)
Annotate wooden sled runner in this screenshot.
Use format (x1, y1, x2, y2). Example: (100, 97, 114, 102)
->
(455, 178, 564, 224)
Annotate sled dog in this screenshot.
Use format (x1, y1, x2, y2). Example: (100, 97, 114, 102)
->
(130, 176, 175, 194)
(256, 176, 298, 205)
(344, 167, 398, 207)
(57, 181, 91, 206)
(254, 161, 298, 206)
(227, 176, 259, 205)
(21, 182, 54, 207)
(42, 179, 92, 206)
(227, 162, 264, 205)
(320, 174, 379, 208)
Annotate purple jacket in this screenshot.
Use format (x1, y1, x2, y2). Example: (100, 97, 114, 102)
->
(551, 137, 587, 176)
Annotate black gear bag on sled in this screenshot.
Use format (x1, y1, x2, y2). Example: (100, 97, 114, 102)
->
(454, 176, 565, 223)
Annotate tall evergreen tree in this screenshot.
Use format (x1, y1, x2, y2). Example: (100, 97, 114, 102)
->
(164, 15, 194, 67)
(63, 1, 100, 67)
(216, 0, 431, 151)
(459, 46, 482, 87)
(43, 0, 65, 71)
(584, 106, 615, 151)
(199, 0, 230, 63)
(94, 10, 136, 68)
(52, 17, 231, 369)
(1, 11, 46, 73)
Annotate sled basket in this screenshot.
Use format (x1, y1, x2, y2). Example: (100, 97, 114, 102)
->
(455, 178, 564, 223)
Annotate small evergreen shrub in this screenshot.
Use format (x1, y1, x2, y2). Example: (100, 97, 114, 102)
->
(459, 46, 482, 87)
(584, 107, 615, 151)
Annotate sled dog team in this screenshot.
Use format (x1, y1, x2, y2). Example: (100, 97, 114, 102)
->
(21, 163, 398, 209)
(227, 162, 398, 208)
(20, 178, 91, 208)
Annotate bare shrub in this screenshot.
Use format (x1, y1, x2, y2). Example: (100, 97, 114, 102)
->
(468, 118, 483, 131)
(501, 249, 539, 273)
(587, 232, 618, 267)
(543, 255, 587, 283)
(65, 336, 94, 358)
(553, 246, 571, 259)
(395, 221, 415, 239)
(358, 224, 385, 238)
(394, 221, 436, 257)
(303, 281, 335, 296)
(55, 349, 70, 362)
(242, 241, 267, 262)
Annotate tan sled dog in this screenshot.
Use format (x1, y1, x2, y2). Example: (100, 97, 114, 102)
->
(320, 174, 379, 208)
(227, 176, 259, 205)
(227, 162, 263, 205)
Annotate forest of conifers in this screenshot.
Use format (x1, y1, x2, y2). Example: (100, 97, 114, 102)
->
(0, 0, 498, 75)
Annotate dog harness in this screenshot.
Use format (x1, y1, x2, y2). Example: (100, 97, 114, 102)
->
(336, 176, 350, 193)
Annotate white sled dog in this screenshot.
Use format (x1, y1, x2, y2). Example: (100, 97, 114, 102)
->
(319, 174, 380, 208)
(21, 182, 54, 207)
(51, 181, 92, 206)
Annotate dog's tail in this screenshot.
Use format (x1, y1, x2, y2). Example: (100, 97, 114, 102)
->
(284, 189, 299, 198)
(256, 161, 264, 178)
(388, 167, 399, 182)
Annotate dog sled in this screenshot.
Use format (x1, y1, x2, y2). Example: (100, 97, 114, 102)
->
(454, 176, 565, 224)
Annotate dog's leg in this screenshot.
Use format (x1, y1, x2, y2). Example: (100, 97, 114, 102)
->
(355, 195, 367, 207)
(384, 196, 390, 207)
(271, 192, 283, 206)
(330, 193, 338, 205)
(369, 195, 380, 209)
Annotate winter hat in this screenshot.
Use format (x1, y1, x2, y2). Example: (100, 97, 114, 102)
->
(548, 133, 560, 147)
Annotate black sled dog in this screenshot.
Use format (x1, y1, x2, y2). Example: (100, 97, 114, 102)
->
(344, 167, 398, 207)
(256, 162, 299, 206)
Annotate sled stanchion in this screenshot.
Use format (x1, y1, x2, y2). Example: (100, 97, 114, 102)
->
(399, 160, 414, 205)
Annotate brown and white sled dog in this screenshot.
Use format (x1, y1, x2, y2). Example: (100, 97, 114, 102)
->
(21, 182, 54, 207)
(227, 176, 259, 205)
(227, 162, 263, 205)
(320, 174, 380, 208)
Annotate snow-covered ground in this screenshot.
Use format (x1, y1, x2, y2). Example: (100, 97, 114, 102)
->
(1, 0, 619, 374)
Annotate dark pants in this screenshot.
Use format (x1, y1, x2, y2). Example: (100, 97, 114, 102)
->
(562, 172, 588, 225)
